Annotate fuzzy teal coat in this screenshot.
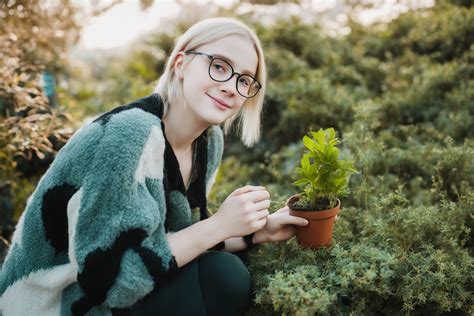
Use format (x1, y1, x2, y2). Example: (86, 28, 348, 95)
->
(0, 93, 224, 315)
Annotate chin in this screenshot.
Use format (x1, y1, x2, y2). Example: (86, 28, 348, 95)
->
(204, 108, 232, 125)
(204, 116, 226, 126)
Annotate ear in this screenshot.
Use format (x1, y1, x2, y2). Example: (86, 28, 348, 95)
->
(173, 52, 186, 79)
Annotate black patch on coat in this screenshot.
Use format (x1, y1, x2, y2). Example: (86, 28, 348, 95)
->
(161, 120, 210, 231)
(190, 133, 209, 222)
(71, 228, 181, 315)
(42, 183, 79, 255)
(162, 120, 187, 195)
(93, 94, 164, 126)
(71, 228, 147, 316)
(110, 249, 179, 315)
(135, 246, 179, 284)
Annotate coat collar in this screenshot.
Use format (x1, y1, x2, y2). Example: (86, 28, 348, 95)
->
(141, 93, 210, 227)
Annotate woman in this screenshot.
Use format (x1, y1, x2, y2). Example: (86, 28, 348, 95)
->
(0, 17, 309, 315)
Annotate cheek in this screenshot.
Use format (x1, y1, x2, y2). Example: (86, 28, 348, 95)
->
(235, 99, 247, 111)
(183, 75, 203, 92)
(228, 101, 245, 118)
(182, 66, 214, 94)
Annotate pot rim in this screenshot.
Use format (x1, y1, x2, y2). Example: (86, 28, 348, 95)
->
(287, 194, 341, 220)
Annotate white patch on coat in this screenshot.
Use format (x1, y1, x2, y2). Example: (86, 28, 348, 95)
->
(0, 188, 84, 315)
(0, 263, 78, 315)
(67, 187, 83, 270)
(206, 168, 219, 198)
(134, 125, 165, 184)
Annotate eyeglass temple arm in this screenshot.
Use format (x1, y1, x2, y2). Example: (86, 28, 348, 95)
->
(185, 50, 212, 60)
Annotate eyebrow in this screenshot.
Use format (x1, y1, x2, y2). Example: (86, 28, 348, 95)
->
(212, 53, 256, 77)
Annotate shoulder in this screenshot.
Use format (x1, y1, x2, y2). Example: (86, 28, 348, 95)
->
(91, 94, 164, 134)
(58, 95, 166, 179)
(88, 95, 166, 178)
(92, 93, 163, 127)
(76, 94, 165, 150)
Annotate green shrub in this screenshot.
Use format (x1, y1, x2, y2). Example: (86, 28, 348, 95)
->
(246, 190, 473, 315)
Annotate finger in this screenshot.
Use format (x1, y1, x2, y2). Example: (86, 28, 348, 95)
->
(254, 209, 269, 220)
(242, 190, 270, 202)
(230, 185, 266, 197)
(255, 217, 267, 230)
(249, 199, 271, 212)
(275, 206, 290, 214)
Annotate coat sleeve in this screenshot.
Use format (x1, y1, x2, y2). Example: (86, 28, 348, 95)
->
(69, 111, 178, 314)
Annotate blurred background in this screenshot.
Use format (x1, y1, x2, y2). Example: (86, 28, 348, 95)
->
(1, 0, 473, 314)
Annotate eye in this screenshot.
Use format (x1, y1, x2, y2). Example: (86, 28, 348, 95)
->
(212, 62, 227, 72)
(239, 77, 251, 86)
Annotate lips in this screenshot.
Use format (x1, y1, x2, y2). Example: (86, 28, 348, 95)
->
(207, 94, 230, 108)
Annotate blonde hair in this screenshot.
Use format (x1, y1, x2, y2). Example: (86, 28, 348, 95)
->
(154, 17, 267, 147)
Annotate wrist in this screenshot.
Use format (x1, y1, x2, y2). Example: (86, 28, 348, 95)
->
(252, 229, 267, 244)
(243, 233, 255, 249)
(207, 215, 229, 242)
(243, 229, 267, 249)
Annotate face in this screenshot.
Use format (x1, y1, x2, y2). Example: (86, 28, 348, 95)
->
(173, 34, 259, 126)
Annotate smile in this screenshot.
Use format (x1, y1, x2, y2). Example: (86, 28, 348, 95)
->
(207, 94, 231, 110)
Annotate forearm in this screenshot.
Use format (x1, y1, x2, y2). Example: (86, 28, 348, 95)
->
(167, 216, 226, 268)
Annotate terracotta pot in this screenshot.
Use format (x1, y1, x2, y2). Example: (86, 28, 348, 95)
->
(287, 195, 340, 249)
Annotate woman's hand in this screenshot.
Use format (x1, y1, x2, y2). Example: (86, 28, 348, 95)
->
(213, 185, 271, 239)
(253, 206, 309, 244)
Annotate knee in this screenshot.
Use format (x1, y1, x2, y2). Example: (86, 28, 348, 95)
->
(198, 251, 251, 300)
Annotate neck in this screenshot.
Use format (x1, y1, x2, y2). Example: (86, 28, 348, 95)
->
(162, 99, 209, 153)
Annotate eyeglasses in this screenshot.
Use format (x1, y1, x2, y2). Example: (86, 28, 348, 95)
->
(184, 50, 261, 98)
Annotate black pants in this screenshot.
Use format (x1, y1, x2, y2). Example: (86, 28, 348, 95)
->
(113, 251, 251, 316)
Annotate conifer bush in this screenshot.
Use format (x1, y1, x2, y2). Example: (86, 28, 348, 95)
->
(222, 3, 473, 313)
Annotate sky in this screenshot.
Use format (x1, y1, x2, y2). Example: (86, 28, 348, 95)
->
(79, 0, 234, 50)
(78, 0, 435, 50)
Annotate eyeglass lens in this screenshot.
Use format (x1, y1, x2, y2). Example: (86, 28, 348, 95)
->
(210, 58, 260, 98)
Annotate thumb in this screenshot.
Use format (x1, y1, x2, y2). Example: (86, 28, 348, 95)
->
(287, 215, 309, 226)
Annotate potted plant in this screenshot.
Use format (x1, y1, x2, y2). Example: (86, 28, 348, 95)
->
(287, 128, 357, 248)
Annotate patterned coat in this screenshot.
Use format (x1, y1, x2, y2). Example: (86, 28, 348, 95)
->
(0, 93, 224, 315)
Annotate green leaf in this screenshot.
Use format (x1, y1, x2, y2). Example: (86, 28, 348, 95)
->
(301, 154, 310, 170)
(303, 135, 314, 151)
(294, 127, 358, 204)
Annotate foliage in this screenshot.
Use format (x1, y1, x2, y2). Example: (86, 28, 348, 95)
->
(0, 1, 83, 252)
(293, 128, 357, 210)
(244, 189, 473, 315)
(0, 0, 123, 253)
(207, 5, 474, 312)
(222, 1, 473, 314)
(0, 0, 82, 171)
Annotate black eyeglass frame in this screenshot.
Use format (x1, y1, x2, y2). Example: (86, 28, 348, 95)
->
(184, 50, 262, 99)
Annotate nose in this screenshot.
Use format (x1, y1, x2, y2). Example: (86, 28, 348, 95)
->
(219, 74, 239, 96)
